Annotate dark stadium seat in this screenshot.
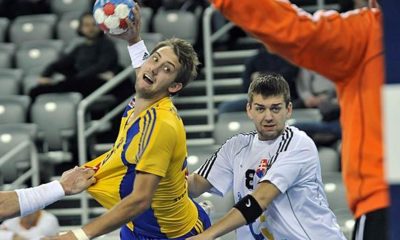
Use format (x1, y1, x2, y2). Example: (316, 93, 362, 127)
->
(0, 123, 38, 186)
(50, 0, 91, 16)
(15, 39, 63, 75)
(9, 14, 57, 45)
(214, 111, 254, 145)
(30, 92, 82, 165)
(56, 11, 81, 43)
(153, 10, 198, 44)
(0, 17, 10, 42)
(0, 68, 23, 95)
(0, 43, 16, 68)
(0, 95, 30, 124)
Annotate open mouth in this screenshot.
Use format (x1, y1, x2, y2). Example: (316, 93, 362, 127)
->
(143, 73, 154, 85)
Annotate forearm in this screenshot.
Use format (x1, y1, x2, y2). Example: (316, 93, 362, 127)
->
(187, 173, 212, 198)
(82, 195, 149, 238)
(0, 191, 20, 220)
(202, 208, 247, 239)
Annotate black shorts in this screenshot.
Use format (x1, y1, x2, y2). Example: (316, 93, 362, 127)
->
(352, 207, 388, 240)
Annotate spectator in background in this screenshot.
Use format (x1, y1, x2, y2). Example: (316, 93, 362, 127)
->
(218, 47, 300, 113)
(293, 69, 341, 146)
(296, 69, 336, 109)
(0, 210, 59, 239)
(28, 12, 129, 102)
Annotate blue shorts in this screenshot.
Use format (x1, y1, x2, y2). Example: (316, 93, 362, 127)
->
(120, 201, 211, 239)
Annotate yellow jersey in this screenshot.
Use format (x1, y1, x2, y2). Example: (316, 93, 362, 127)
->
(85, 97, 201, 238)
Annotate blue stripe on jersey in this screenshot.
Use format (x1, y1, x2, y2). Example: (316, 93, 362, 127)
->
(119, 163, 136, 199)
(143, 108, 157, 150)
(122, 98, 135, 118)
(132, 208, 167, 239)
(138, 109, 156, 160)
(122, 119, 140, 165)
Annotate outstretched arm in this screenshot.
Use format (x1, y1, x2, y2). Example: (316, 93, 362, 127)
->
(0, 167, 95, 221)
(49, 172, 160, 240)
(186, 181, 280, 240)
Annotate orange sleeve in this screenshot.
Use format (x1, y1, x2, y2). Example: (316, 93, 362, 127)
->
(212, 0, 374, 82)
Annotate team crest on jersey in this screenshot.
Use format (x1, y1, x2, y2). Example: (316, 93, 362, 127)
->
(256, 159, 269, 178)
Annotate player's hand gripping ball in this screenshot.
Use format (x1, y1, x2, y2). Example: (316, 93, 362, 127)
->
(93, 0, 135, 35)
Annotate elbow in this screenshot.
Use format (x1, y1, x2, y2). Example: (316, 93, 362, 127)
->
(136, 198, 152, 212)
(126, 195, 152, 217)
(188, 186, 201, 199)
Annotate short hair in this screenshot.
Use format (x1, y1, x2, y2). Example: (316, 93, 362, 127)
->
(150, 38, 199, 90)
(247, 73, 291, 106)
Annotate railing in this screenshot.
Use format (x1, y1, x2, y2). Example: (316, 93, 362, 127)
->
(0, 139, 39, 189)
(77, 66, 134, 223)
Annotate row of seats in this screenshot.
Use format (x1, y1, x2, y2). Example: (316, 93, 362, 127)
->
(0, 93, 82, 186)
(0, 31, 164, 96)
(0, 7, 198, 45)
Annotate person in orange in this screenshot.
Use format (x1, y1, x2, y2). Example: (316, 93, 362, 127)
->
(206, 0, 388, 239)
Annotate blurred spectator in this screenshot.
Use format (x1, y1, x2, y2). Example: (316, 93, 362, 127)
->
(296, 68, 336, 109)
(218, 47, 300, 113)
(293, 69, 341, 146)
(0, 210, 59, 239)
(28, 12, 130, 102)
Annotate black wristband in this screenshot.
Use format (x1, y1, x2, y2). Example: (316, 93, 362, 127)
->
(233, 194, 263, 224)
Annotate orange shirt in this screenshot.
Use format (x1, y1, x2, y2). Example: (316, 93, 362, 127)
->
(212, 0, 388, 218)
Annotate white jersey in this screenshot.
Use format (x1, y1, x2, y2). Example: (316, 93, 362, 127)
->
(197, 126, 345, 240)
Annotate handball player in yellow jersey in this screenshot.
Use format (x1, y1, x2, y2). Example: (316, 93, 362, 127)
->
(50, 5, 210, 240)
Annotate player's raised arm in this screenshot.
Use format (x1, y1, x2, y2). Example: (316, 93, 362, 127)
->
(106, 4, 149, 72)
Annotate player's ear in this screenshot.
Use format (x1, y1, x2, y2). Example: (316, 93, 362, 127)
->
(168, 82, 182, 94)
(246, 102, 253, 120)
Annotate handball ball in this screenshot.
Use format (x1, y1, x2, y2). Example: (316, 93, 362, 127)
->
(93, 0, 135, 35)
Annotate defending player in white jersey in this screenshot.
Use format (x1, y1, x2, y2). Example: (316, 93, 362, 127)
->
(187, 73, 346, 240)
